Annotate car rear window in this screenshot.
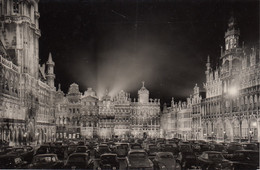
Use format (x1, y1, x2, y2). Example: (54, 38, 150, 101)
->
(130, 152, 146, 158)
(68, 155, 87, 163)
(160, 154, 173, 159)
(132, 145, 142, 149)
(208, 153, 224, 160)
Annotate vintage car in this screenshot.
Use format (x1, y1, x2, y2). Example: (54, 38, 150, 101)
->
(94, 144, 111, 158)
(177, 144, 198, 169)
(27, 154, 63, 169)
(98, 153, 119, 170)
(75, 146, 90, 153)
(63, 153, 94, 169)
(242, 143, 258, 151)
(129, 143, 143, 150)
(0, 154, 28, 169)
(68, 144, 78, 155)
(115, 144, 128, 157)
(0, 146, 13, 155)
(197, 151, 233, 170)
(160, 144, 179, 157)
(226, 143, 243, 154)
(145, 144, 160, 157)
(9, 147, 34, 162)
(153, 152, 181, 170)
(228, 150, 259, 170)
(126, 150, 153, 170)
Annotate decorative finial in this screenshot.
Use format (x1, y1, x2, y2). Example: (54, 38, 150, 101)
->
(58, 84, 61, 90)
(48, 52, 53, 62)
(207, 55, 210, 63)
(142, 81, 145, 87)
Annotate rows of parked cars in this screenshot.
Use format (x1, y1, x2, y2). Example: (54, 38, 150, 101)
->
(0, 137, 259, 169)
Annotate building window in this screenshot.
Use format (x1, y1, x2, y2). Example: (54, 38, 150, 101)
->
(13, 0, 19, 13)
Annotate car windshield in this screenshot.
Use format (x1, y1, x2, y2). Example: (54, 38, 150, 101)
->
(214, 145, 225, 151)
(229, 145, 243, 150)
(101, 155, 116, 163)
(132, 145, 141, 149)
(34, 156, 57, 163)
(234, 152, 259, 162)
(180, 145, 191, 151)
(149, 145, 157, 149)
(76, 147, 87, 152)
(130, 152, 146, 158)
(164, 145, 173, 148)
(160, 154, 173, 159)
(243, 144, 258, 150)
(208, 153, 224, 160)
(15, 148, 24, 152)
(99, 146, 108, 150)
(68, 155, 87, 163)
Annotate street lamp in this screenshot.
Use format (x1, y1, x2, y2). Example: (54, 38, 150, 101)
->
(223, 131, 226, 142)
(249, 130, 253, 143)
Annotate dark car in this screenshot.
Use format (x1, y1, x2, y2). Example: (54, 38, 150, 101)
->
(228, 150, 259, 170)
(68, 144, 77, 155)
(0, 154, 27, 169)
(75, 146, 90, 153)
(50, 145, 68, 160)
(242, 143, 258, 151)
(115, 144, 128, 157)
(153, 152, 181, 170)
(95, 144, 111, 158)
(129, 143, 143, 150)
(146, 144, 160, 157)
(35, 144, 51, 155)
(64, 153, 94, 169)
(198, 151, 233, 170)
(27, 154, 63, 169)
(0, 146, 13, 155)
(126, 150, 153, 170)
(98, 153, 119, 170)
(160, 144, 179, 157)
(210, 144, 226, 152)
(11, 147, 34, 162)
(177, 144, 197, 169)
(226, 143, 243, 154)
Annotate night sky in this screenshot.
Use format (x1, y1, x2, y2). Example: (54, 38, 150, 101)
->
(38, 0, 259, 105)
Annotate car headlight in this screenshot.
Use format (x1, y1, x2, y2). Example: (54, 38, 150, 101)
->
(161, 165, 166, 169)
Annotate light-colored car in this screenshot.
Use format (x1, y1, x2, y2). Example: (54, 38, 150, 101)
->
(153, 152, 181, 170)
(28, 154, 63, 169)
(126, 150, 153, 170)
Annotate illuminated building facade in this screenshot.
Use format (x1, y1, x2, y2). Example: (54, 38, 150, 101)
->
(198, 17, 260, 142)
(131, 82, 161, 138)
(81, 88, 99, 139)
(55, 83, 82, 140)
(161, 98, 192, 140)
(0, 0, 56, 146)
(113, 90, 131, 138)
(54, 82, 161, 139)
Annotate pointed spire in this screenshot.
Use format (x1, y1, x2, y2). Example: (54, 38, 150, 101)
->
(47, 52, 54, 65)
(58, 84, 61, 91)
(207, 55, 210, 63)
(142, 81, 145, 88)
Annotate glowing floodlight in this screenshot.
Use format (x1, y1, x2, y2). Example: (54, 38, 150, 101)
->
(228, 86, 238, 96)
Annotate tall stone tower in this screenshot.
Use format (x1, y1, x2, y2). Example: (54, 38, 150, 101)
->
(0, 0, 41, 78)
(224, 16, 240, 51)
(46, 52, 55, 88)
(138, 81, 149, 104)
